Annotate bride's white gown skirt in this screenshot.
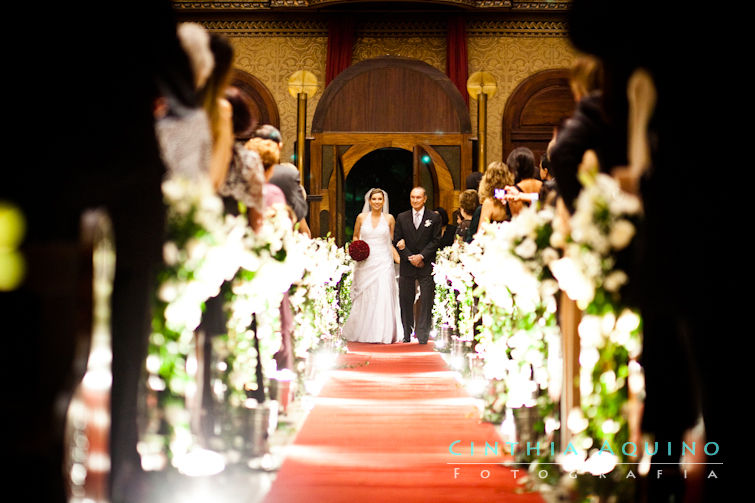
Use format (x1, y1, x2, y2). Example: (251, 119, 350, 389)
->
(343, 214, 403, 344)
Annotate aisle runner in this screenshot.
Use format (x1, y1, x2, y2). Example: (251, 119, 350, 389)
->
(264, 342, 543, 503)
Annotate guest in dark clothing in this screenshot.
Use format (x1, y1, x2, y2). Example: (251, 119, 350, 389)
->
(504, 147, 542, 217)
(465, 171, 483, 191)
(452, 208, 462, 229)
(538, 147, 559, 207)
(567, 2, 734, 500)
(3, 2, 194, 502)
(463, 172, 484, 242)
(433, 207, 457, 249)
(456, 189, 478, 240)
(548, 55, 627, 214)
(539, 149, 554, 182)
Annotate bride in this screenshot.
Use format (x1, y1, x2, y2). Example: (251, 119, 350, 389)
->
(342, 188, 403, 344)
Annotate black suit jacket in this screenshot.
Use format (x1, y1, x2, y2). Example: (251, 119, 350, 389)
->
(393, 208, 442, 278)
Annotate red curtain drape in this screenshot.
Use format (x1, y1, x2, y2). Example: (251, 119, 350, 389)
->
(446, 16, 469, 105)
(325, 18, 355, 87)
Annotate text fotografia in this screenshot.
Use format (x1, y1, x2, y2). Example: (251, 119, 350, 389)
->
(448, 440, 722, 479)
(451, 466, 721, 481)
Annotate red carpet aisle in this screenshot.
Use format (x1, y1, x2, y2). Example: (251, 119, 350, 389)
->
(263, 342, 543, 503)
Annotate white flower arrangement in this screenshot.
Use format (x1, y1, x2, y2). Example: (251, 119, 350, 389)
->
(469, 206, 561, 316)
(546, 172, 645, 498)
(288, 236, 351, 359)
(431, 205, 563, 453)
(432, 240, 478, 340)
(145, 172, 253, 461)
(549, 173, 642, 308)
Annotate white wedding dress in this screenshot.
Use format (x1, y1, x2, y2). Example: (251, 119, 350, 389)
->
(343, 213, 403, 344)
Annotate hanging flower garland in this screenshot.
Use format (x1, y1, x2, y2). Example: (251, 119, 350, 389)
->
(549, 172, 644, 500)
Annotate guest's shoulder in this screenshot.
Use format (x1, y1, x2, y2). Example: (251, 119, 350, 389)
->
(272, 162, 299, 178)
(279, 162, 299, 173)
(518, 178, 542, 193)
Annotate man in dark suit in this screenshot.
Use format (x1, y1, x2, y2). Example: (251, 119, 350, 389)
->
(393, 187, 441, 344)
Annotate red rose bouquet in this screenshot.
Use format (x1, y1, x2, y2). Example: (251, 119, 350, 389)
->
(348, 239, 370, 262)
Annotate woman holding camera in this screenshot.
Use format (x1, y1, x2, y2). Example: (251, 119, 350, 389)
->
(477, 161, 516, 228)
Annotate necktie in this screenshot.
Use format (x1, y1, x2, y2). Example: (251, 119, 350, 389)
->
(414, 211, 421, 229)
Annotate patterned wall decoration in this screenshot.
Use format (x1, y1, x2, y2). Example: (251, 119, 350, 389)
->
(467, 36, 577, 163)
(225, 29, 576, 170)
(229, 36, 328, 163)
(352, 37, 446, 73)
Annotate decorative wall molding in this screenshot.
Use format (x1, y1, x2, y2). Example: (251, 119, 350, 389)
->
(173, 1, 270, 9)
(356, 20, 448, 37)
(198, 17, 566, 37)
(201, 19, 329, 36)
(466, 18, 567, 36)
(173, 0, 570, 11)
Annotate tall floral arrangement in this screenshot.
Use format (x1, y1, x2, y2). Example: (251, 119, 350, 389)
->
(463, 206, 563, 466)
(338, 267, 353, 325)
(217, 203, 307, 405)
(549, 173, 644, 500)
(142, 174, 249, 466)
(432, 242, 471, 332)
(288, 236, 351, 364)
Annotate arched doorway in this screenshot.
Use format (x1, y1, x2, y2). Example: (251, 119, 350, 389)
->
(343, 148, 413, 242)
(308, 56, 473, 244)
(230, 68, 280, 131)
(502, 68, 575, 164)
(329, 139, 453, 244)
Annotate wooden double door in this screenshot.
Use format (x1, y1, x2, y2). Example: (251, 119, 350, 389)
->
(309, 132, 473, 244)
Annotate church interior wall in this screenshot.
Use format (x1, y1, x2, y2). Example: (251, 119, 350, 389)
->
(223, 25, 576, 168)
